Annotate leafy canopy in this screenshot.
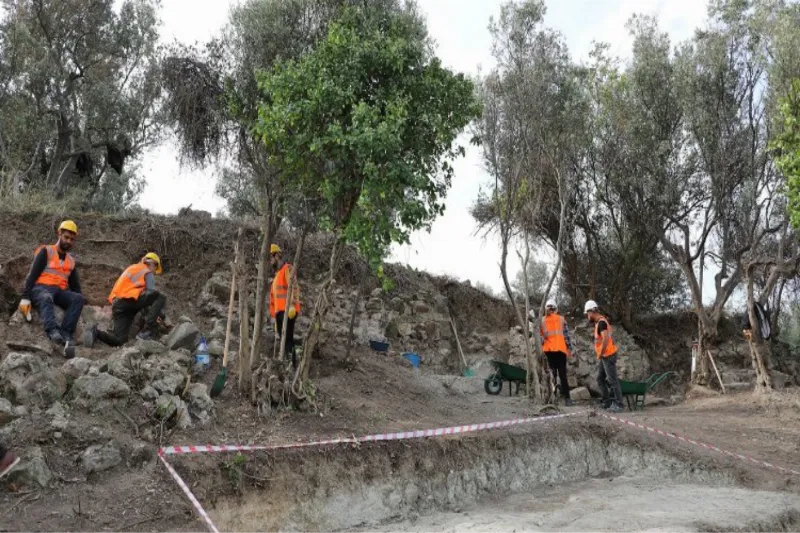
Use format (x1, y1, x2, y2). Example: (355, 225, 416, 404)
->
(254, 5, 480, 269)
(775, 79, 800, 227)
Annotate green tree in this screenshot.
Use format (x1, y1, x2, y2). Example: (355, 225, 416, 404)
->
(776, 79, 800, 226)
(0, 0, 162, 212)
(254, 4, 479, 400)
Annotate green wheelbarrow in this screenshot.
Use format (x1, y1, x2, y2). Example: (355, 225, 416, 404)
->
(484, 360, 527, 396)
(619, 371, 676, 411)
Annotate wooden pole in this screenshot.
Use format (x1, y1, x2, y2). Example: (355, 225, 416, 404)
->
(706, 349, 726, 394)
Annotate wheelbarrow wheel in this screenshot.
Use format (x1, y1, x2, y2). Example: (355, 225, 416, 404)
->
(485, 376, 502, 395)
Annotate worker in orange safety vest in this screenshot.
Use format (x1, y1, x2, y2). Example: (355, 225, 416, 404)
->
(540, 299, 573, 406)
(584, 300, 623, 412)
(269, 244, 301, 367)
(84, 253, 166, 347)
(20, 220, 84, 358)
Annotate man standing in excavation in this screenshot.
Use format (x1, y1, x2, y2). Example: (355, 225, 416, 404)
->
(585, 300, 624, 412)
(269, 244, 300, 367)
(540, 299, 573, 406)
(84, 253, 166, 347)
(19, 220, 84, 358)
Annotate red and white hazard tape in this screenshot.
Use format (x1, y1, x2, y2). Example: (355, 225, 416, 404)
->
(158, 411, 582, 532)
(158, 411, 584, 456)
(158, 454, 220, 533)
(601, 413, 800, 476)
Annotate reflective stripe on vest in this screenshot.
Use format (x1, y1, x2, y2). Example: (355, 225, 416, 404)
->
(594, 318, 618, 359)
(34, 245, 74, 290)
(541, 314, 568, 354)
(108, 263, 149, 303)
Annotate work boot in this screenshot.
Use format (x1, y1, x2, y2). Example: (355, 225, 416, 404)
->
(0, 450, 20, 480)
(608, 403, 624, 413)
(136, 330, 153, 341)
(83, 324, 98, 348)
(47, 329, 65, 344)
(63, 338, 76, 359)
(564, 398, 574, 407)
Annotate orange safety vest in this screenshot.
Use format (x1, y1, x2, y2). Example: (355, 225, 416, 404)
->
(34, 245, 75, 290)
(593, 317, 618, 359)
(269, 263, 300, 318)
(541, 313, 569, 354)
(108, 263, 150, 303)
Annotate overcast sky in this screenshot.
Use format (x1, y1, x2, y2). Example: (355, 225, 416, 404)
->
(140, 0, 710, 295)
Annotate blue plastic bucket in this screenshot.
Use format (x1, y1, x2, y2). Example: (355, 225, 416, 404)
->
(402, 352, 421, 368)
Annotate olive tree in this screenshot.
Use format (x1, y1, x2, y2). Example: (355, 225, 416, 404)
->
(0, 0, 162, 212)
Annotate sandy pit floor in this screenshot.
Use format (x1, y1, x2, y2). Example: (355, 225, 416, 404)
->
(362, 476, 800, 532)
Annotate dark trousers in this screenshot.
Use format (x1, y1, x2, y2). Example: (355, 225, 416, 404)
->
(0, 441, 6, 459)
(98, 291, 166, 346)
(275, 311, 296, 367)
(31, 285, 84, 338)
(545, 351, 571, 399)
(597, 353, 624, 406)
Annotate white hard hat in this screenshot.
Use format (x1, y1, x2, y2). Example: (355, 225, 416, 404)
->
(584, 300, 599, 313)
(545, 299, 557, 309)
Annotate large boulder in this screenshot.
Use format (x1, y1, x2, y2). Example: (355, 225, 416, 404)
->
(134, 338, 168, 356)
(142, 351, 189, 395)
(61, 357, 94, 380)
(71, 373, 130, 406)
(81, 442, 122, 474)
(0, 352, 46, 399)
(0, 397, 16, 425)
(106, 347, 143, 381)
(1, 351, 67, 406)
(9, 447, 52, 488)
(165, 322, 200, 351)
(185, 383, 214, 412)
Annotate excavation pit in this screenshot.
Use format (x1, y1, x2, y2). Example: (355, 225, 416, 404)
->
(174, 419, 800, 532)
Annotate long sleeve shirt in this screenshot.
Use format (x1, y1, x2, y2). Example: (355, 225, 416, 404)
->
(22, 247, 82, 298)
(144, 271, 155, 293)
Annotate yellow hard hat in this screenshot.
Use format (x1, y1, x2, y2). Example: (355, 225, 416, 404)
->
(270, 244, 281, 254)
(58, 220, 78, 235)
(142, 252, 163, 274)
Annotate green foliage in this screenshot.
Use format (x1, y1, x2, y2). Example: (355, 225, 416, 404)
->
(255, 5, 480, 270)
(0, 0, 162, 212)
(774, 79, 800, 227)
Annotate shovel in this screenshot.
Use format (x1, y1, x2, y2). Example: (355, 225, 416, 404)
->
(210, 259, 237, 398)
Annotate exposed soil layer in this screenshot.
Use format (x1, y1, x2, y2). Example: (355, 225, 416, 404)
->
(166, 418, 800, 532)
(365, 478, 800, 532)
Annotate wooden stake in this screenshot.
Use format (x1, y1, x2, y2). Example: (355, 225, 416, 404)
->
(449, 315, 468, 371)
(706, 349, 726, 394)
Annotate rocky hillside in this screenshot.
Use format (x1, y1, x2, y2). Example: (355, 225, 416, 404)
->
(0, 210, 796, 531)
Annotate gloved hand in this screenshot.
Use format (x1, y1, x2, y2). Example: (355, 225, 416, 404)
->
(288, 307, 297, 320)
(18, 299, 32, 322)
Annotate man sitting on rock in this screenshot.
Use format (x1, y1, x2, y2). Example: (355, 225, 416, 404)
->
(19, 220, 84, 358)
(269, 244, 301, 367)
(84, 253, 166, 347)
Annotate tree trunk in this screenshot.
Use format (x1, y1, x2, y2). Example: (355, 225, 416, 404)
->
(278, 229, 306, 363)
(344, 281, 365, 363)
(236, 228, 252, 393)
(46, 113, 70, 186)
(500, 231, 541, 402)
(249, 210, 271, 367)
(294, 236, 345, 390)
(746, 272, 774, 394)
